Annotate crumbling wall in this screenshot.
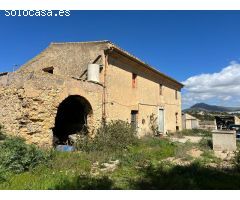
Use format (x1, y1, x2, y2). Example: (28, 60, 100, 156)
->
(0, 85, 59, 147)
(0, 72, 103, 147)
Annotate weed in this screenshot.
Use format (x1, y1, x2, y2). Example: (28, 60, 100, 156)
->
(149, 114, 159, 135)
(131, 161, 240, 189)
(75, 120, 137, 152)
(233, 151, 240, 172)
(51, 175, 114, 190)
(198, 137, 212, 150)
(1, 125, 240, 190)
(0, 136, 51, 173)
(178, 129, 212, 137)
(174, 141, 194, 159)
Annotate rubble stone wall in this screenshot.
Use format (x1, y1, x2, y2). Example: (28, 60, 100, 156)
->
(0, 72, 103, 147)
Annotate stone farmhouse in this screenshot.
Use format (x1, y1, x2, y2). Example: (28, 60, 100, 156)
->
(0, 40, 183, 147)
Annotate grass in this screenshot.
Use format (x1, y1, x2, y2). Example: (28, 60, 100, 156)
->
(171, 129, 212, 137)
(0, 137, 177, 189)
(3, 160, 240, 189)
(130, 162, 240, 190)
(0, 131, 240, 189)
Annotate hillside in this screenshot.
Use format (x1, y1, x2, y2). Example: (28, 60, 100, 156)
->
(184, 103, 240, 113)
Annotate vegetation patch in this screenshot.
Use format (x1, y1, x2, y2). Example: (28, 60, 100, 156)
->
(233, 150, 240, 172)
(168, 129, 212, 139)
(0, 136, 51, 174)
(75, 120, 138, 153)
(1, 122, 240, 189)
(130, 161, 240, 189)
(181, 129, 212, 137)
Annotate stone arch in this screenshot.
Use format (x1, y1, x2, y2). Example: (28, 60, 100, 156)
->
(53, 95, 93, 145)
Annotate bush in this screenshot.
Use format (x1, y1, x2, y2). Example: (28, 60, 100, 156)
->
(0, 166, 7, 182)
(234, 151, 240, 172)
(198, 137, 212, 150)
(73, 135, 96, 152)
(75, 120, 137, 152)
(0, 136, 51, 173)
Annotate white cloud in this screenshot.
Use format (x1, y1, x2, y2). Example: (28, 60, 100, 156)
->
(182, 62, 240, 108)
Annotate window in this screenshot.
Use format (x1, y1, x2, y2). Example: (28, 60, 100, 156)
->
(43, 67, 54, 74)
(159, 84, 163, 95)
(175, 113, 179, 131)
(175, 90, 178, 99)
(131, 110, 138, 130)
(132, 73, 137, 88)
(175, 112, 178, 124)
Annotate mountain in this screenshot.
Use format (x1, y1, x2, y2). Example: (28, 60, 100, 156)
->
(184, 103, 240, 112)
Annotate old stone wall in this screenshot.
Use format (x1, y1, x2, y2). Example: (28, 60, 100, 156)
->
(0, 71, 103, 147)
(17, 42, 109, 79)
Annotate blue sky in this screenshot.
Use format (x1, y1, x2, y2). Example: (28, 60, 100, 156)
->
(1, 10, 240, 108)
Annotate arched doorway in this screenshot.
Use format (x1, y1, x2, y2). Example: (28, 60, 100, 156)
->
(53, 95, 93, 145)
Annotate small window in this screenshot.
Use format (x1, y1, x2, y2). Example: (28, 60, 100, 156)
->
(131, 110, 138, 130)
(175, 112, 178, 124)
(0, 72, 8, 77)
(132, 73, 137, 88)
(176, 126, 179, 131)
(175, 90, 178, 99)
(43, 67, 54, 74)
(159, 84, 163, 95)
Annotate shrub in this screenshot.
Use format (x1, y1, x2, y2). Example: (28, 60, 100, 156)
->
(0, 136, 51, 173)
(74, 135, 96, 152)
(149, 114, 159, 135)
(198, 137, 212, 150)
(233, 151, 240, 171)
(75, 120, 137, 152)
(0, 166, 7, 182)
(95, 120, 137, 150)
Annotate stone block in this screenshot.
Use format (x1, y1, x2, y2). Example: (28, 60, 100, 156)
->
(212, 130, 236, 151)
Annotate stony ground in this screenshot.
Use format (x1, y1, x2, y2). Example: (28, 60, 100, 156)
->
(169, 136, 203, 144)
(167, 135, 235, 169)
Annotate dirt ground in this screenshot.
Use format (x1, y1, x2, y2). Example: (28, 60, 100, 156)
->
(167, 135, 236, 169)
(169, 136, 203, 143)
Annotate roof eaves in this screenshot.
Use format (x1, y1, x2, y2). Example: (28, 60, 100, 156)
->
(51, 40, 110, 45)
